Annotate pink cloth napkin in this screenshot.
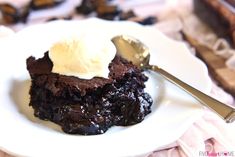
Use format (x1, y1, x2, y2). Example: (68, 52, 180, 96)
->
(148, 112, 235, 157)
(147, 83, 235, 157)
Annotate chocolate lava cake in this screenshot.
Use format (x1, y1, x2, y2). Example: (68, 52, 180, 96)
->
(26, 52, 153, 135)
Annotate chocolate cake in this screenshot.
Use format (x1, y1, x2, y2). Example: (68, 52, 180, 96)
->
(194, 0, 235, 46)
(26, 52, 153, 135)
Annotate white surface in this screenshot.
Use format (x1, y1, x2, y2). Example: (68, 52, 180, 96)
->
(0, 18, 211, 157)
(0, 26, 15, 38)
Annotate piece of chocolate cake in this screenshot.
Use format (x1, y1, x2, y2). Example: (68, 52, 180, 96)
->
(26, 52, 153, 135)
(194, 0, 235, 46)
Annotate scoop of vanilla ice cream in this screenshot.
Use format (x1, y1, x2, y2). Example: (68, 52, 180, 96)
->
(49, 35, 116, 79)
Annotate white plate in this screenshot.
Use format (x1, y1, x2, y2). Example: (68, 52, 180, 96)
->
(0, 18, 211, 157)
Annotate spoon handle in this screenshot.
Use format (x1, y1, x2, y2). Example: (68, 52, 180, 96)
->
(150, 65, 235, 123)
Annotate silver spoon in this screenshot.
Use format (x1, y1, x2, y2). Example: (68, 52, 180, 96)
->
(112, 35, 235, 123)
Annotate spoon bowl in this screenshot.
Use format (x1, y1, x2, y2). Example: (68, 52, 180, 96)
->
(112, 35, 150, 68)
